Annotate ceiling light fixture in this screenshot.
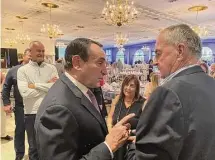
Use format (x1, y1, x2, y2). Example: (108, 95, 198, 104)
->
(188, 5, 209, 37)
(102, 0, 138, 27)
(5, 38, 17, 47)
(40, 3, 63, 39)
(114, 32, 129, 49)
(16, 21, 31, 44)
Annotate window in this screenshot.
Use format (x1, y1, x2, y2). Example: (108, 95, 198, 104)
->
(105, 49, 112, 62)
(151, 51, 156, 61)
(133, 49, 144, 64)
(58, 47, 66, 59)
(116, 50, 124, 63)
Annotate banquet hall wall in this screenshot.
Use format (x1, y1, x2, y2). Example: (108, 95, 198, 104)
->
(103, 38, 215, 65)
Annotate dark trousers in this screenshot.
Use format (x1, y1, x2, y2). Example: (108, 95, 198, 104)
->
(24, 114, 39, 160)
(14, 105, 25, 158)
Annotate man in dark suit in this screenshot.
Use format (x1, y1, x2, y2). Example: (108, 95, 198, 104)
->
(2, 48, 31, 160)
(126, 24, 215, 160)
(35, 38, 134, 160)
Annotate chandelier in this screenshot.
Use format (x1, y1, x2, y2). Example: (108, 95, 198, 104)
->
(188, 5, 208, 37)
(191, 26, 208, 37)
(102, 0, 138, 27)
(16, 21, 31, 44)
(41, 3, 63, 39)
(5, 38, 17, 47)
(55, 42, 67, 48)
(114, 32, 129, 49)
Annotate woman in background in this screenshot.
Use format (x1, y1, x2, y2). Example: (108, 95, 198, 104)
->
(144, 72, 159, 100)
(107, 75, 145, 160)
(142, 72, 159, 110)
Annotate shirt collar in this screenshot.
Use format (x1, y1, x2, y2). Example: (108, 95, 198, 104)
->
(160, 64, 198, 85)
(29, 60, 45, 67)
(64, 72, 89, 95)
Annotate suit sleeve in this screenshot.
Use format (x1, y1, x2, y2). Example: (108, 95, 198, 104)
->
(126, 86, 185, 160)
(1, 68, 13, 106)
(35, 105, 112, 160)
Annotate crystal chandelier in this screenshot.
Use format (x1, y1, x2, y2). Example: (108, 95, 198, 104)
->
(102, 0, 138, 27)
(188, 5, 208, 37)
(191, 26, 208, 37)
(5, 38, 17, 47)
(55, 42, 66, 48)
(16, 21, 31, 44)
(41, 3, 63, 39)
(114, 32, 129, 49)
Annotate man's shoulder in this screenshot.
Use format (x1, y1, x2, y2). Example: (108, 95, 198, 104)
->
(44, 62, 55, 68)
(17, 63, 30, 72)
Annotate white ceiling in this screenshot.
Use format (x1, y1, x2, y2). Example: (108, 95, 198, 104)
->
(1, 0, 215, 54)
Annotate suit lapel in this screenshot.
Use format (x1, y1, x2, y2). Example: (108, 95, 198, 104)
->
(60, 74, 108, 134)
(80, 97, 108, 134)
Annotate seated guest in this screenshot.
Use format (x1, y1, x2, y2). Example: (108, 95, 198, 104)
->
(107, 75, 145, 160)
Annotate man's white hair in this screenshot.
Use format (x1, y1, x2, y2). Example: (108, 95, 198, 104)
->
(161, 24, 202, 58)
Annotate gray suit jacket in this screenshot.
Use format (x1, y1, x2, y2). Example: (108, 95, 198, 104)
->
(127, 66, 215, 160)
(35, 74, 111, 160)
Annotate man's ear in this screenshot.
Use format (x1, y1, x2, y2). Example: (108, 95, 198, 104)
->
(72, 55, 82, 70)
(177, 43, 186, 61)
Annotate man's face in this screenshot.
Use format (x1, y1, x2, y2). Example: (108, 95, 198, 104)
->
(30, 43, 45, 63)
(23, 51, 31, 64)
(154, 34, 180, 79)
(75, 43, 107, 88)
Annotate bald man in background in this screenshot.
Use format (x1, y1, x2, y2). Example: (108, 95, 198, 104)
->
(17, 41, 58, 160)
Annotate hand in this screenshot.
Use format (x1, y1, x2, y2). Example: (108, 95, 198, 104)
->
(3, 105, 13, 114)
(28, 83, 35, 89)
(105, 113, 135, 152)
(128, 129, 136, 143)
(48, 77, 58, 83)
(128, 136, 136, 143)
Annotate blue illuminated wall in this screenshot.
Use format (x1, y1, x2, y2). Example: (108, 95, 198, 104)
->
(56, 39, 215, 64)
(104, 39, 215, 65)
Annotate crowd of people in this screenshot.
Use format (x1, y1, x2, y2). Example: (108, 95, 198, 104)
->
(1, 24, 215, 160)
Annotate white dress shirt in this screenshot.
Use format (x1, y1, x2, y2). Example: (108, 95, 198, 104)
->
(64, 72, 114, 158)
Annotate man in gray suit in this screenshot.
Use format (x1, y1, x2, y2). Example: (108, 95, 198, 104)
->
(126, 24, 215, 160)
(35, 38, 134, 160)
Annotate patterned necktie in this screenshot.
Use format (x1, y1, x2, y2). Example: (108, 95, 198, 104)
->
(87, 90, 101, 114)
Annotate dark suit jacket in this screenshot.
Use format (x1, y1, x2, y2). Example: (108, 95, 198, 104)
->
(35, 74, 111, 160)
(127, 66, 215, 160)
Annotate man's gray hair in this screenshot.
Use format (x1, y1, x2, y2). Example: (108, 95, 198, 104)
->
(29, 41, 43, 49)
(24, 48, 30, 55)
(161, 24, 202, 58)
